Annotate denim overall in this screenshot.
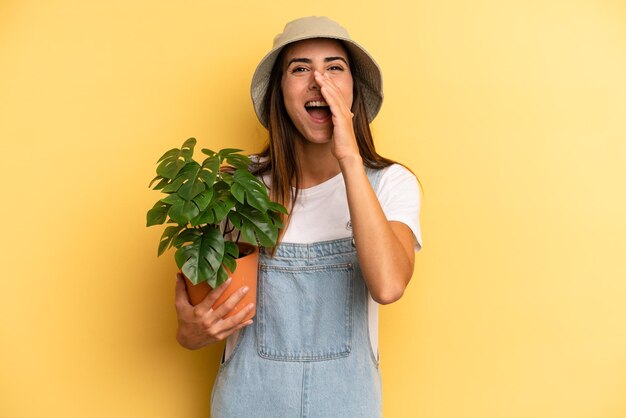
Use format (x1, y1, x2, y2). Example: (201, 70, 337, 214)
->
(210, 169, 384, 418)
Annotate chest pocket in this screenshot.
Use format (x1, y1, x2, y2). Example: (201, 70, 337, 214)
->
(256, 262, 354, 362)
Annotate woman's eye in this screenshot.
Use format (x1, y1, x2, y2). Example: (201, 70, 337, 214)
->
(291, 67, 308, 73)
(328, 65, 344, 71)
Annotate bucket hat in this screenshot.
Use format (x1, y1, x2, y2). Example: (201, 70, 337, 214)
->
(250, 16, 383, 128)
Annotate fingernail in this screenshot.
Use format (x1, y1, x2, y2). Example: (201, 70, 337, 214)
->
(247, 303, 254, 310)
(242, 286, 249, 294)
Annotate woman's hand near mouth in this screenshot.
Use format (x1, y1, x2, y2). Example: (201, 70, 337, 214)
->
(314, 70, 361, 166)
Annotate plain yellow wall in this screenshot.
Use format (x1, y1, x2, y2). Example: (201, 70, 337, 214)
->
(1, 1, 625, 417)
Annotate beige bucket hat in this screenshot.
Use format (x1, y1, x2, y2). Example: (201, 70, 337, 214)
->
(250, 16, 384, 128)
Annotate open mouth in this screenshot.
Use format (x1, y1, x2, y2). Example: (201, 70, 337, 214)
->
(304, 100, 331, 121)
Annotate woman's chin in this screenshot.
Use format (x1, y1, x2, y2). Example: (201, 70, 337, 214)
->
(303, 135, 332, 146)
(294, 128, 332, 145)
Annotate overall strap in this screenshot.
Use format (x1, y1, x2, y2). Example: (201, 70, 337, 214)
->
(351, 166, 389, 247)
(364, 165, 388, 195)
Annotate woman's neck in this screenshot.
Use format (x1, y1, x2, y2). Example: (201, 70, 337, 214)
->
(293, 139, 341, 189)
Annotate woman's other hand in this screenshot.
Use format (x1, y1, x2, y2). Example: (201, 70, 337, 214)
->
(174, 272, 254, 350)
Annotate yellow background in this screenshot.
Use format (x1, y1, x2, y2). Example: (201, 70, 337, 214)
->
(1, 0, 625, 417)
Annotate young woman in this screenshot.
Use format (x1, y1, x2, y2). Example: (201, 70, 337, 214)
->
(174, 16, 422, 417)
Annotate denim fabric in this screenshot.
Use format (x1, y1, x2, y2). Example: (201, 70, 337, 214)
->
(210, 169, 384, 418)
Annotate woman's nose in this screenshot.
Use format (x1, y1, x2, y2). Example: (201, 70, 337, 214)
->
(308, 71, 322, 90)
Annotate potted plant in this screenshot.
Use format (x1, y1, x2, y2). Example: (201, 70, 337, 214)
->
(146, 137, 286, 321)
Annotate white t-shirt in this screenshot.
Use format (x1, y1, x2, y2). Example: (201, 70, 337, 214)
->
(225, 164, 422, 360)
(281, 164, 422, 248)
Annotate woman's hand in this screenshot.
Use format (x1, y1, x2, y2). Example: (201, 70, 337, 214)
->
(174, 272, 254, 350)
(314, 70, 361, 164)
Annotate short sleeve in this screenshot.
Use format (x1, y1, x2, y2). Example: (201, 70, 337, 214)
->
(376, 164, 423, 252)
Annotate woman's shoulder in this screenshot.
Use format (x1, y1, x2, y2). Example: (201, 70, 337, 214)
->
(384, 163, 413, 175)
(375, 163, 420, 195)
(376, 163, 416, 183)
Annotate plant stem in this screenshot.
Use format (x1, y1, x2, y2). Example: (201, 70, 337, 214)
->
(222, 221, 235, 239)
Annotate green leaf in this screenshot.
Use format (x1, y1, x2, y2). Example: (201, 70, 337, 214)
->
(156, 148, 180, 163)
(222, 241, 239, 273)
(242, 186, 271, 212)
(194, 189, 236, 225)
(200, 154, 220, 187)
(224, 154, 252, 170)
(231, 169, 271, 212)
(189, 190, 215, 227)
(180, 138, 196, 158)
(217, 148, 244, 157)
(156, 138, 196, 179)
(191, 207, 215, 225)
(211, 193, 236, 222)
(161, 175, 186, 193)
(174, 227, 225, 286)
(149, 175, 161, 187)
(192, 189, 213, 212)
(147, 201, 170, 226)
(176, 162, 205, 200)
(172, 228, 200, 247)
(268, 200, 289, 215)
(220, 172, 234, 185)
(158, 225, 185, 256)
(200, 148, 217, 157)
(149, 175, 170, 190)
(230, 182, 245, 204)
(267, 208, 284, 230)
(228, 205, 280, 247)
(168, 200, 200, 224)
(160, 193, 184, 205)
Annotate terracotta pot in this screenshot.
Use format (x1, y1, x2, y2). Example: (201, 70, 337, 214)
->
(183, 243, 258, 322)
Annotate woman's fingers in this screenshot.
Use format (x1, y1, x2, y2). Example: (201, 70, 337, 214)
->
(205, 287, 255, 339)
(193, 279, 252, 330)
(196, 288, 254, 342)
(314, 71, 352, 118)
(211, 285, 253, 320)
(212, 306, 255, 340)
(195, 277, 232, 312)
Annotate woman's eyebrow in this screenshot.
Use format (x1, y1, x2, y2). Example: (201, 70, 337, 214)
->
(286, 56, 349, 67)
(286, 58, 312, 66)
(324, 56, 349, 65)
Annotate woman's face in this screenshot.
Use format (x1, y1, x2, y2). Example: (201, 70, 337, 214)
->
(280, 38, 354, 144)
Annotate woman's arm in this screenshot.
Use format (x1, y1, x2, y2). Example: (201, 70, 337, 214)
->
(341, 159, 415, 304)
(315, 71, 416, 304)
